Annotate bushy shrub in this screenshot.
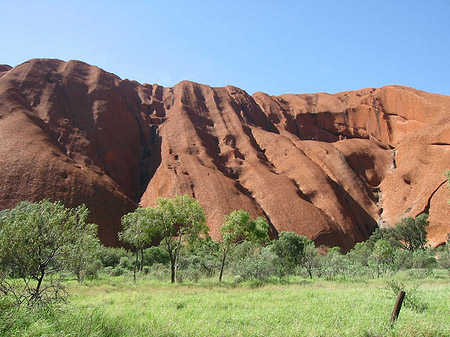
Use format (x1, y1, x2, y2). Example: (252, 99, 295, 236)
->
(386, 279, 428, 312)
(393, 249, 414, 270)
(118, 256, 134, 270)
(228, 241, 262, 265)
(233, 247, 277, 282)
(436, 245, 450, 270)
(176, 267, 202, 283)
(98, 246, 131, 268)
(146, 263, 169, 280)
(109, 266, 126, 277)
(321, 247, 348, 280)
(143, 246, 170, 266)
(347, 241, 372, 267)
(410, 249, 437, 269)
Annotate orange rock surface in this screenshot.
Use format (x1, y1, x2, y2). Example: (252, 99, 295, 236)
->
(1, 59, 449, 248)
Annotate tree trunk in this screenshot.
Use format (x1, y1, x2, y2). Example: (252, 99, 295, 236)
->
(34, 267, 45, 302)
(134, 251, 138, 282)
(307, 263, 313, 279)
(140, 249, 144, 271)
(219, 249, 228, 282)
(170, 256, 176, 283)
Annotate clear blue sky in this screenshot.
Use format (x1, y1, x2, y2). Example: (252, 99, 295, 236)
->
(1, 0, 449, 96)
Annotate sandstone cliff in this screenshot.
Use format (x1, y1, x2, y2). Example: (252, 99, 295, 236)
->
(0, 59, 448, 248)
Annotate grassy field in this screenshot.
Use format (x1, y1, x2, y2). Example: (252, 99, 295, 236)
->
(1, 273, 449, 337)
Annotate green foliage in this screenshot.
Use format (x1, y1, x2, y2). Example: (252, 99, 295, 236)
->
(368, 214, 429, 253)
(320, 247, 348, 280)
(143, 246, 170, 266)
(302, 240, 320, 278)
(221, 210, 269, 247)
(115, 195, 208, 283)
(233, 247, 277, 282)
(109, 266, 127, 277)
(367, 227, 401, 249)
(393, 249, 414, 270)
(218, 210, 269, 281)
(120, 208, 158, 250)
(98, 246, 132, 268)
(369, 239, 394, 277)
(177, 238, 220, 277)
(64, 223, 100, 282)
(118, 256, 134, 270)
(347, 241, 372, 267)
(436, 246, 450, 270)
(393, 214, 429, 251)
(385, 279, 428, 312)
(152, 195, 209, 283)
(271, 232, 312, 278)
(0, 200, 97, 305)
(119, 207, 162, 281)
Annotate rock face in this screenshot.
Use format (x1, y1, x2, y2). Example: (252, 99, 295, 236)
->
(0, 59, 449, 248)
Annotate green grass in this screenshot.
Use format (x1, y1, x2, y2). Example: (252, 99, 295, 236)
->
(1, 274, 449, 336)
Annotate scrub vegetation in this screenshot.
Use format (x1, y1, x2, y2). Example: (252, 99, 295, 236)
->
(1, 195, 449, 336)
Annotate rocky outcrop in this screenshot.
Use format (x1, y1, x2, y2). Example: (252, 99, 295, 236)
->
(0, 59, 449, 248)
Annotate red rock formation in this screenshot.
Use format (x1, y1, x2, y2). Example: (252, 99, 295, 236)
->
(0, 65, 11, 78)
(0, 59, 449, 248)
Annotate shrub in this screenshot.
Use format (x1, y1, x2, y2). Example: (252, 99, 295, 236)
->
(436, 245, 450, 270)
(143, 246, 170, 266)
(109, 267, 126, 277)
(233, 247, 277, 282)
(118, 256, 134, 270)
(98, 247, 132, 268)
(385, 279, 428, 312)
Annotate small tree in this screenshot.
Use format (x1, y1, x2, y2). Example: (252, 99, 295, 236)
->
(119, 207, 160, 282)
(64, 222, 100, 282)
(152, 195, 208, 283)
(303, 240, 319, 278)
(272, 231, 308, 277)
(322, 247, 347, 280)
(393, 214, 429, 251)
(0, 200, 96, 305)
(369, 239, 394, 277)
(347, 241, 372, 267)
(218, 210, 269, 282)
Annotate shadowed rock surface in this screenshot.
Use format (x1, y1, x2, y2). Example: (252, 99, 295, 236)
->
(1, 59, 449, 248)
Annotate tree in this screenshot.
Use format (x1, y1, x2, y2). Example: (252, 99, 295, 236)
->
(0, 200, 96, 305)
(64, 222, 100, 282)
(368, 214, 429, 251)
(151, 195, 208, 283)
(367, 227, 400, 249)
(368, 239, 394, 277)
(272, 231, 308, 277)
(303, 240, 320, 278)
(393, 214, 429, 251)
(321, 247, 348, 280)
(119, 207, 160, 281)
(347, 241, 372, 267)
(218, 210, 269, 282)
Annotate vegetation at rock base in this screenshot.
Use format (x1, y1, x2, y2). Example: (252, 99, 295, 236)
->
(1, 195, 450, 336)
